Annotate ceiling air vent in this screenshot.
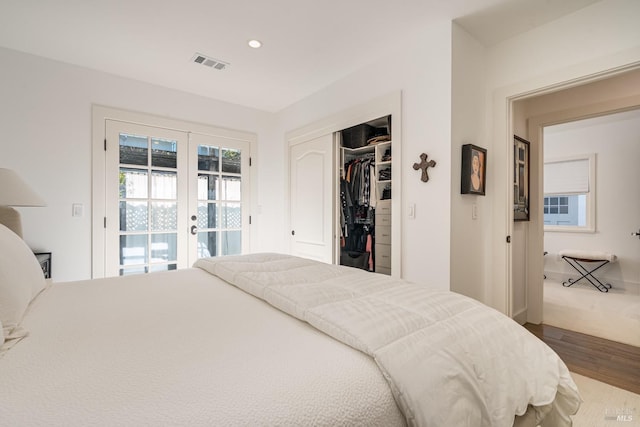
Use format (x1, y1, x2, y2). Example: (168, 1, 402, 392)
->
(191, 53, 229, 71)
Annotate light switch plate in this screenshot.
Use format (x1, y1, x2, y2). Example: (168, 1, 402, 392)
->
(72, 203, 84, 217)
(408, 203, 415, 219)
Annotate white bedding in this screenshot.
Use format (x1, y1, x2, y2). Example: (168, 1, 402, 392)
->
(194, 253, 581, 427)
(0, 268, 404, 426)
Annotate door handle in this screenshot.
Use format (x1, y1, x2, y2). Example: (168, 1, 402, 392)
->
(191, 225, 198, 235)
(632, 230, 640, 238)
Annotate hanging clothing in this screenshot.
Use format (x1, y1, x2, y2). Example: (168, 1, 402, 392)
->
(343, 157, 374, 208)
(341, 155, 376, 269)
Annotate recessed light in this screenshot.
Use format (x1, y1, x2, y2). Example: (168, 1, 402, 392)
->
(248, 39, 262, 49)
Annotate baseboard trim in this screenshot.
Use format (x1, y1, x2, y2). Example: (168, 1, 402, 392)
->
(513, 308, 527, 325)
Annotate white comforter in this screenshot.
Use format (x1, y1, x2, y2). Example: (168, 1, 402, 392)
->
(0, 267, 404, 426)
(194, 253, 581, 427)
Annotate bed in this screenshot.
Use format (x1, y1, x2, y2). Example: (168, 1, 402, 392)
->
(0, 224, 581, 426)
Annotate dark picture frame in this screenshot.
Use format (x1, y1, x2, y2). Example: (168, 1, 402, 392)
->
(514, 135, 530, 221)
(461, 144, 487, 196)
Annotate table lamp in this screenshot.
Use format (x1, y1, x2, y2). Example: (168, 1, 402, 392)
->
(0, 168, 46, 238)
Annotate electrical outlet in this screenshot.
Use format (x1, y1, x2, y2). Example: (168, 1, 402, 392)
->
(472, 204, 478, 220)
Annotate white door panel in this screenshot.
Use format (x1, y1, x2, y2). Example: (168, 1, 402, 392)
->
(289, 135, 334, 263)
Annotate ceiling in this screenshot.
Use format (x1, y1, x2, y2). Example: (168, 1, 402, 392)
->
(0, 0, 600, 113)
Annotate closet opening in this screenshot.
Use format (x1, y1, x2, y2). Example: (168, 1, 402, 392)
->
(338, 115, 392, 274)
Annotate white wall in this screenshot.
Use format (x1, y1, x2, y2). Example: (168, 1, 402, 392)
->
(486, 0, 640, 90)
(450, 24, 490, 301)
(277, 22, 454, 288)
(0, 47, 281, 282)
(543, 110, 640, 290)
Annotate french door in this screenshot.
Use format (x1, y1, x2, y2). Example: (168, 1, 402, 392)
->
(105, 120, 250, 276)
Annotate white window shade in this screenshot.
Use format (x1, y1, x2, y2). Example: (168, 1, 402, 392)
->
(544, 158, 590, 194)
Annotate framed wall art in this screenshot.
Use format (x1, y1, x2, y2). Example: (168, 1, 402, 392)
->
(461, 144, 487, 196)
(514, 135, 530, 221)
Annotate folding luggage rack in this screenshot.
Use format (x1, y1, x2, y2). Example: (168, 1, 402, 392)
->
(558, 250, 617, 293)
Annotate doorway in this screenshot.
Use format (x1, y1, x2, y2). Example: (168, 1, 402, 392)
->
(285, 92, 403, 275)
(510, 68, 640, 344)
(92, 105, 255, 278)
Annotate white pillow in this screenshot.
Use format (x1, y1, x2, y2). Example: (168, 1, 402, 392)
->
(0, 224, 46, 336)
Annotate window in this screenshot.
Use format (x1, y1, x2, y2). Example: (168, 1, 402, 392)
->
(543, 195, 587, 226)
(543, 154, 595, 232)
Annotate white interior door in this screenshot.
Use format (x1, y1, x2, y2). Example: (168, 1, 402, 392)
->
(289, 134, 334, 263)
(105, 121, 250, 277)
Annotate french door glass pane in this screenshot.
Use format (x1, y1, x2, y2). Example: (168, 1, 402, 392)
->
(119, 168, 148, 198)
(151, 138, 177, 168)
(151, 170, 177, 199)
(120, 134, 148, 166)
(120, 266, 147, 276)
(220, 203, 241, 228)
(197, 174, 218, 200)
(120, 201, 148, 231)
(221, 148, 241, 173)
(220, 231, 241, 255)
(198, 146, 219, 172)
(197, 202, 217, 228)
(120, 234, 148, 265)
(220, 176, 241, 201)
(151, 233, 177, 262)
(197, 231, 217, 258)
(151, 202, 177, 231)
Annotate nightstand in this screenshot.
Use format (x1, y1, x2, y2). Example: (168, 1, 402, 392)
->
(34, 252, 52, 279)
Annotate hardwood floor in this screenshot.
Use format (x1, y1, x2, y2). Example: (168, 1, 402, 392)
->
(524, 323, 640, 395)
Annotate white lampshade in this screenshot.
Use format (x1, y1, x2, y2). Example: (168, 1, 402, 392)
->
(0, 168, 46, 238)
(0, 168, 46, 207)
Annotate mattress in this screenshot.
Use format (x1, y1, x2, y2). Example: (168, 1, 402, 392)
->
(0, 268, 405, 426)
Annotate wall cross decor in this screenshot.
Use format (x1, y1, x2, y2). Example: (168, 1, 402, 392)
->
(413, 153, 436, 182)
